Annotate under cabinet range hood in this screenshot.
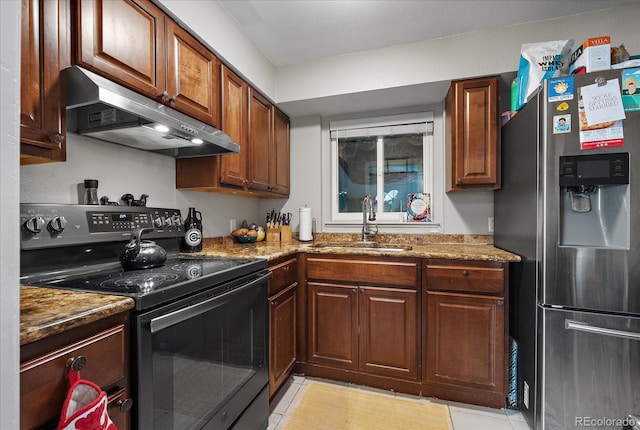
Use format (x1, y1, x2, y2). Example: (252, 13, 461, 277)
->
(65, 66, 239, 157)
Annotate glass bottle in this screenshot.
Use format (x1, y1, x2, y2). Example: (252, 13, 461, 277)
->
(182, 207, 203, 252)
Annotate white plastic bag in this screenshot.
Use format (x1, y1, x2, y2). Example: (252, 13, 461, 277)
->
(515, 39, 574, 111)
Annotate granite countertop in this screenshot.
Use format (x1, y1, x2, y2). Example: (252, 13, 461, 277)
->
(20, 286, 134, 346)
(20, 233, 519, 346)
(198, 233, 521, 263)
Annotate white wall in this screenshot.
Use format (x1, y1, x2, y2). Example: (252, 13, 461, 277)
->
(21, 135, 261, 238)
(1, 0, 21, 427)
(275, 4, 640, 104)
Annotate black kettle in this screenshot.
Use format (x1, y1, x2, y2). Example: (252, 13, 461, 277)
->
(120, 227, 167, 270)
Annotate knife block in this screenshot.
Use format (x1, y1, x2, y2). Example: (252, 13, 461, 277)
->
(266, 228, 281, 242)
(280, 225, 292, 242)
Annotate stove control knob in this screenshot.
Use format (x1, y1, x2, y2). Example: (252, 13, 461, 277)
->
(23, 216, 46, 233)
(164, 217, 173, 227)
(172, 215, 182, 227)
(154, 217, 164, 228)
(48, 216, 67, 233)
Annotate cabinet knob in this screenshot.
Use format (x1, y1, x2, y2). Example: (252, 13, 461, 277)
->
(117, 398, 134, 413)
(360, 288, 365, 294)
(67, 355, 87, 372)
(272, 300, 278, 306)
(167, 95, 177, 103)
(497, 300, 504, 307)
(283, 266, 289, 272)
(461, 270, 469, 276)
(48, 132, 64, 144)
(158, 90, 169, 100)
(457, 177, 463, 184)
(351, 288, 356, 295)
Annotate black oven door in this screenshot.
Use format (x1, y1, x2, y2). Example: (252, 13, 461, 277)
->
(134, 270, 270, 430)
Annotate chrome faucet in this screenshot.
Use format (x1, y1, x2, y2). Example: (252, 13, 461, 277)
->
(362, 194, 378, 242)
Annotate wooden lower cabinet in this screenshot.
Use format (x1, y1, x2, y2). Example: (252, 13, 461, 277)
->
(268, 257, 298, 398)
(423, 259, 508, 408)
(305, 255, 420, 384)
(20, 312, 131, 429)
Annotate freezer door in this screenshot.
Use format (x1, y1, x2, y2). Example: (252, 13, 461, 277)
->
(538, 307, 640, 430)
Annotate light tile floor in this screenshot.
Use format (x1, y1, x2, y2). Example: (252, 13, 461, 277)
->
(268, 375, 533, 430)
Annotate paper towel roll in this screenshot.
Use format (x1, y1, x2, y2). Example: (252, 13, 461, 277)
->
(299, 207, 313, 241)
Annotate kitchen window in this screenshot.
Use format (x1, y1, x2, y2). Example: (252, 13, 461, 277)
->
(329, 112, 437, 225)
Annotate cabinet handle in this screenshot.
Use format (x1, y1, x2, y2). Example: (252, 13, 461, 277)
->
(461, 270, 469, 276)
(283, 266, 289, 272)
(272, 300, 278, 306)
(117, 398, 134, 413)
(66, 355, 87, 372)
(48, 132, 64, 144)
(497, 300, 504, 306)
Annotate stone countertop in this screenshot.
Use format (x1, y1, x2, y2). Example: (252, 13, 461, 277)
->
(20, 234, 518, 346)
(20, 286, 135, 346)
(198, 234, 521, 263)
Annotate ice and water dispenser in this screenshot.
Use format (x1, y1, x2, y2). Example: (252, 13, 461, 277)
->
(559, 152, 630, 248)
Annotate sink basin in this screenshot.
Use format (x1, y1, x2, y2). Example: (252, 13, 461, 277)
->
(310, 242, 412, 252)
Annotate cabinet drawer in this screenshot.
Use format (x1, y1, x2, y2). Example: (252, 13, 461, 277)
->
(20, 325, 126, 430)
(426, 261, 504, 294)
(307, 256, 418, 288)
(269, 257, 297, 296)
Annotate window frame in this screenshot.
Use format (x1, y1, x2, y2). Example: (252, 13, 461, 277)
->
(327, 112, 440, 228)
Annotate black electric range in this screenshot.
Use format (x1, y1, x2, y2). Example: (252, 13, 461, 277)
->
(19, 203, 267, 310)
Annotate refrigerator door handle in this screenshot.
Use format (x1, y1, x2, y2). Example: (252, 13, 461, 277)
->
(565, 319, 640, 341)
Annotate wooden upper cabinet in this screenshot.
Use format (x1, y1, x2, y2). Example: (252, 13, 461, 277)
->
(219, 65, 249, 188)
(76, 0, 219, 127)
(446, 77, 500, 191)
(272, 108, 291, 196)
(76, 0, 166, 98)
(20, 0, 70, 165)
(165, 19, 220, 126)
(248, 88, 273, 192)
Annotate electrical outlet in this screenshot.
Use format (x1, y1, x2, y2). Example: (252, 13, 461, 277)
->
(488, 216, 494, 233)
(230, 219, 236, 233)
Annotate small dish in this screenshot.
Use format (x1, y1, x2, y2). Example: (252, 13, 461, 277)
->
(235, 235, 257, 243)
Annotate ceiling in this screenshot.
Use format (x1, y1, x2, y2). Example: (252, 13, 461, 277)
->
(219, 0, 636, 67)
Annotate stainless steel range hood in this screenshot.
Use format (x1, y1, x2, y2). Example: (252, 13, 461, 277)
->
(65, 66, 239, 157)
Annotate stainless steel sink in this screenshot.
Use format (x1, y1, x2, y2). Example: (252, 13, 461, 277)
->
(310, 242, 412, 252)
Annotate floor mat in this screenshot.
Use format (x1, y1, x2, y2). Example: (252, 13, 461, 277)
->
(282, 381, 453, 430)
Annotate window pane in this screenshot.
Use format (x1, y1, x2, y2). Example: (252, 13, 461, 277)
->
(382, 134, 423, 213)
(338, 137, 377, 213)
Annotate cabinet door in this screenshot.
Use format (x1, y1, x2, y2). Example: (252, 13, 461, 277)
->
(425, 291, 505, 394)
(446, 77, 500, 191)
(307, 282, 358, 370)
(20, 0, 68, 164)
(219, 65, 248, 188)
(269, 283, 297, 397)
(247, 88, 272, 191)
(359, 287, 418, 380)
(165, 19, 219, 127)
(76, 0, 166, 99)
(271, 108, 290, 196)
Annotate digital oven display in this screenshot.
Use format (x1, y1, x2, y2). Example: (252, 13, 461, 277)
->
(112, 213, 133, 222)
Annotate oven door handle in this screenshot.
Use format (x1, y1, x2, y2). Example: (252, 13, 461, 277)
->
(149, 271, 270, 334)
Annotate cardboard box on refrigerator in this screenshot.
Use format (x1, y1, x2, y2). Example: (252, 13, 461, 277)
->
(569, 36, 611, 74)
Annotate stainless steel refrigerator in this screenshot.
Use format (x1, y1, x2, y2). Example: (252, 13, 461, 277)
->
(495, 68, 640, 430)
